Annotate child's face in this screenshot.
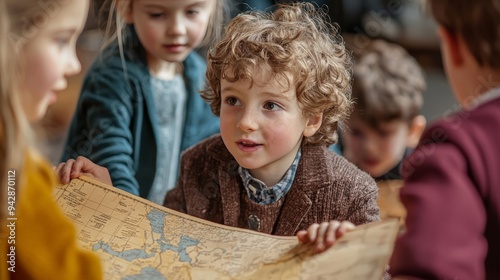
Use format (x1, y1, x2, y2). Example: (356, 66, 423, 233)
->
(21, 0, 89, 122)
(127, 0, 214, 65)
(219, 69, 319, 185)
(342, 116, 411, 178)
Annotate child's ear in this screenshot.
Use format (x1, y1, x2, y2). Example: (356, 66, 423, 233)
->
(407, 115, 426, 148)
(303, 113, 323, 137)
(437, 26, 464, 67)
(115, 0, 134, 24)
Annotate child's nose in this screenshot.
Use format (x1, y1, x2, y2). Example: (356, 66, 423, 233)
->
(167, 14, 187, 36)
(237, 109, 258, 132)
(361, 137, 378, 153)
(66, 48, 81, 76)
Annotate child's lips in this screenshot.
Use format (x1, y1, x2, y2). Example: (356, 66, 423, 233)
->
(163, 44, 187, 53)
(236, 140, 262, 152)
(47, 90, 58, 104)
(363, 158, 379, 166)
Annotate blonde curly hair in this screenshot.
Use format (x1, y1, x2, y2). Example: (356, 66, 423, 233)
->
(202, 2, 352, 146)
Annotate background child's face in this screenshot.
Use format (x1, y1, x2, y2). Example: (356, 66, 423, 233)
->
(21, 0, 88, 122)
(219, 69, 318, 184)
(342, 116, 411, 178)
(127, 0, 214, 64)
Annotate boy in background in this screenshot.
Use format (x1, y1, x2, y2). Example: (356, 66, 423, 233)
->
(390, 0, 500, 279)
(338, 39, 427, 181)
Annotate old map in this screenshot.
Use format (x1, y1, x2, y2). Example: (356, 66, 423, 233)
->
(54, 176, 398, 280)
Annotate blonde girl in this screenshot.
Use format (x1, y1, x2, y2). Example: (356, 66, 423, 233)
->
(60, 0, 229, 204)
(0, 0, 102, 278)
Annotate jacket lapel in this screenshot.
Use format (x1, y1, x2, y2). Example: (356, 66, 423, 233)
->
(207, 138, 242, 227)
(273, 187, 312, 235)
(274, 145, 331, 235)
(219, 164, 242, 227)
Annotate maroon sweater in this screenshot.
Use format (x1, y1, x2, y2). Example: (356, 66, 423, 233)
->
(164, 135, 380, 236)
(390, 96, 500, 280)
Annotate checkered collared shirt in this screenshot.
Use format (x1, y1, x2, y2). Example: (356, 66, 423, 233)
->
(238, 149, 302, 205)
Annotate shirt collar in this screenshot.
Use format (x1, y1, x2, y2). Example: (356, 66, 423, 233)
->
(469, 87, 500, 108)
(238, 149, 302, 205)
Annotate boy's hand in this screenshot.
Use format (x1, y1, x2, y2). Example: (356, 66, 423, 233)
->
(296, 220, 355, 253)
(56, 156, 112, 185)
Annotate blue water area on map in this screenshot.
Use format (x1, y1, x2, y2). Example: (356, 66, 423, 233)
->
(159, 235, 199, 262)
(147, 209, 167, 234)
(92, 242, 155, 261)
(92, 209, 200, 263)
(121, 267, 166, 280)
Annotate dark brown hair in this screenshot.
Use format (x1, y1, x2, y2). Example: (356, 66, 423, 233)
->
(428, 0, 500, 68)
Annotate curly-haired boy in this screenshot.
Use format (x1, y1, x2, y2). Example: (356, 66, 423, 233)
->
(164, 2, 380, 250)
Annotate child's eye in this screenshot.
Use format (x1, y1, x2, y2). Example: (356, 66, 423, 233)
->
(350, 129, 363, 137)
(186, 9, 200, 16)
(378, 132, 388, 138)
(263, 101, 282, 111)
(55, 37, 71, 48)
(378, 131, 392, 138)
(148, 13, 165, 19)
(225, 96, 240, 106)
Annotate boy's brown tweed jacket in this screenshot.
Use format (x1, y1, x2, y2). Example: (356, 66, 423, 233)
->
(164, 135, 380, 235)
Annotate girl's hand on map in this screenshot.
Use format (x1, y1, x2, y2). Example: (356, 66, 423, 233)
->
(56, 156, 112, 186)
(296, 220, 355, 253)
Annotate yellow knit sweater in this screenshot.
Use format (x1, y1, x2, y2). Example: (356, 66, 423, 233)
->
(1, 150, 102, 279)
